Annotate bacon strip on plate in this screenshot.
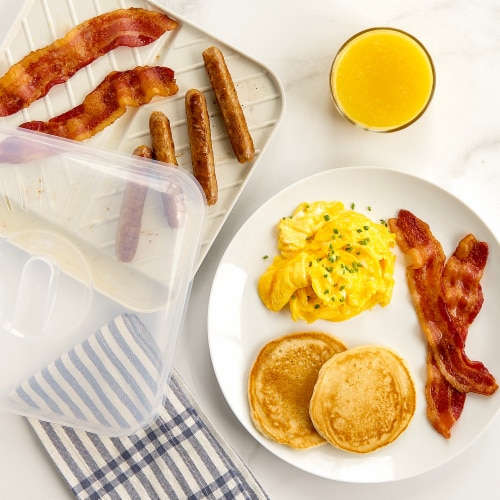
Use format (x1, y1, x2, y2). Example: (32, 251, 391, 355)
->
(425, 234, 488, 438)
(425, 347, 466, 439)
(441, 233, 488, 344)
(0, 7, 178, 117)
(388, 209, 497, 397)
(19, 66, 178, 141)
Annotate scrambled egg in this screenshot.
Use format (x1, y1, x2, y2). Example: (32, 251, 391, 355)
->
(258, 201, 396, 322)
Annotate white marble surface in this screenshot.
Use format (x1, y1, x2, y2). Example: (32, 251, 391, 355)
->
(1, 0, 499, 498)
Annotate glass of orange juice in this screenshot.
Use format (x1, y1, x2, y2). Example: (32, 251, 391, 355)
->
(330, 27, 435, 132)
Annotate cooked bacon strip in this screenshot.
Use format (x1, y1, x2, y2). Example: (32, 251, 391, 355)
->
(425, 346, 466, 438)
(425, 234, 488, 438)
(389, 209, 497, 396)
(0, 135, 53, 164)
(0, 8, 177, 117)
(442, 234, 487, 344)
(19, 66, 178, 141)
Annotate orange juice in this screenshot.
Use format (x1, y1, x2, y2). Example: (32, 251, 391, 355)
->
(330, 28, 435, 132)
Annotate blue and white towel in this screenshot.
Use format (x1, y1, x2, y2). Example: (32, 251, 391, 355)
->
(11, 314, 165, 436)
(20, 314, 268, 499)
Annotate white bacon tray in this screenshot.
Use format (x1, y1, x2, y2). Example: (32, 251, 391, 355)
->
(0, 0, 283, 435)
(0, 0, 285, 268)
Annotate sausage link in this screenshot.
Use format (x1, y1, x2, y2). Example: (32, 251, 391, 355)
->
(132, 145, 153, 159)
(185, 88, 218, 206)
(202, 45, 255, 164)
(149, 110, 177, 165)
(115, 145, 152, 263)
(149, 110, 180, 227)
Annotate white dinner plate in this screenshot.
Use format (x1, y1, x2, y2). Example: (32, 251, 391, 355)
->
(207, 166, 500, 483)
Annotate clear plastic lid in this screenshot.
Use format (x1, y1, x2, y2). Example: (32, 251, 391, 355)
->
(0, 126, 206, 436)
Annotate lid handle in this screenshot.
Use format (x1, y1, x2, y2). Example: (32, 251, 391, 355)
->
(12, 255, 60, 337)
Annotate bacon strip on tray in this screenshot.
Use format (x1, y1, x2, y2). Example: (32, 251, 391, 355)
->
(19, 66, 178, 141)
(0, 8, 177, 117)
(425, 234, 488, 438)
(388, 209, 497, 398)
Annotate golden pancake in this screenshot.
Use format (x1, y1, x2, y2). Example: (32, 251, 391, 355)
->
(310, 345, 416, 454)
(248, 331, 347, 449)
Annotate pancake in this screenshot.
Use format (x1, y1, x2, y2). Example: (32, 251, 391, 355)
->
(309, 345, 416, 454)
(248, 331, 347, 449)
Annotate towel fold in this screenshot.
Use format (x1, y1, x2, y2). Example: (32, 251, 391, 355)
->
(21, 314, 267, 499)
(11, 314, 164, 436)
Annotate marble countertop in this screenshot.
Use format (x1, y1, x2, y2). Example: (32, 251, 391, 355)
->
(1, 0, 499, 498)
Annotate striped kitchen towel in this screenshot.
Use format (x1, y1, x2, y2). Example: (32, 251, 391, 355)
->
(11, 314, 165, 436)
(21, 314, 268, 499)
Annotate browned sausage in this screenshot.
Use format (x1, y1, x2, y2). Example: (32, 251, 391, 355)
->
(185, 88, 218, 206)
(149, 110, 180, 228)
(115, 145, 152, 263)
(149, 110, 177, 165)
(202, 45, 255, 164)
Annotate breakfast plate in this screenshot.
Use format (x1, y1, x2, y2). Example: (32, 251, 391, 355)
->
(207, 166, 500, 483)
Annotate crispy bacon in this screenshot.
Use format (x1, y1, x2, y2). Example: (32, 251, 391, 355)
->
(425, 347, 466, 438)
(19, 66, 178, 141)
(0, 135, 53, 164)
(0, 8, 178, 117)
(425, 234, 488, 438)
(442, 234, 488, 344)
(389, 210, 497, 397)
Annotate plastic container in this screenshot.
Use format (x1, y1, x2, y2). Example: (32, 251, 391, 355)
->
(0, 0, 284, 436)
(0, 126, 206, 436)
